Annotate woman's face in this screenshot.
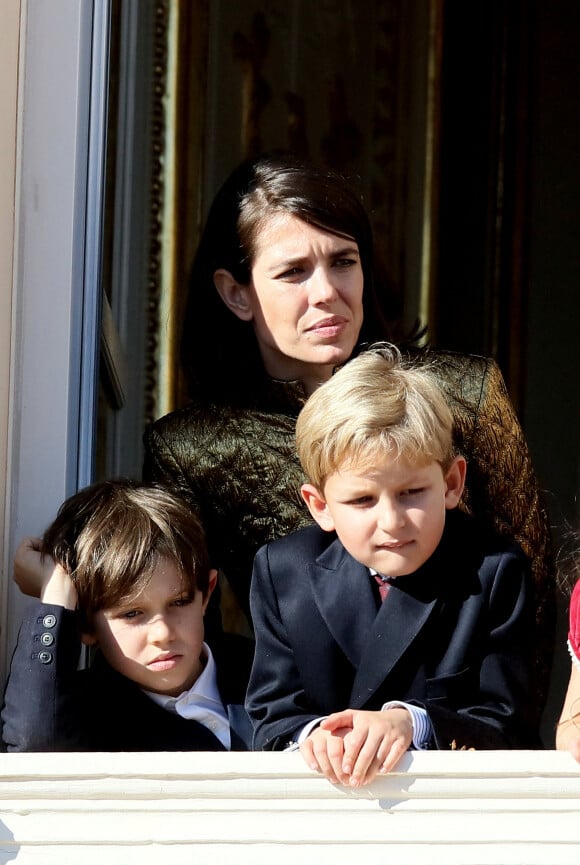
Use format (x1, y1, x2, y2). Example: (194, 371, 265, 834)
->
(242, 212, 364, 391)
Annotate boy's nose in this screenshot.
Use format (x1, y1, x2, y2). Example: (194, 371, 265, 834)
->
(149, 615, 173, 642)
(377, 499, 404, 532)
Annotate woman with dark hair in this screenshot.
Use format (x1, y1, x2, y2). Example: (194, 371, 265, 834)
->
(177, 153, 389, 402)
(13, 152, 554, 708)
(143, 152, 554, 708)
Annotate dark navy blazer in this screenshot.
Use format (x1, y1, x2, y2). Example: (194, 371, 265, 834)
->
(246, 510, 541, 752)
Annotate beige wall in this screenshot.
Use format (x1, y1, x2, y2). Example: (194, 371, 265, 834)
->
(0, 1, 21, 642)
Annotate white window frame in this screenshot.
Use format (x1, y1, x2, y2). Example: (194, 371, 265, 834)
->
(1, 0, 109, 680)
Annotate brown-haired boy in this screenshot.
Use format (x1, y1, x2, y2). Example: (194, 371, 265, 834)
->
(2, 479, 252, 751)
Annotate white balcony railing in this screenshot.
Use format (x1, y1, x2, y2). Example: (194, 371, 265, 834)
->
(0, 750, 579, 864)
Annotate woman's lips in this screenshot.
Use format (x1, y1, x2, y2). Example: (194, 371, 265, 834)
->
(306, 316, 349, 337)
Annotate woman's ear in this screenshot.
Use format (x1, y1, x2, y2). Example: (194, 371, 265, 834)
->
(444, 456, 467, 509)
(81, 631, 98, 647)
(213, 269, 254, 322)
(300, 484, 336, 532)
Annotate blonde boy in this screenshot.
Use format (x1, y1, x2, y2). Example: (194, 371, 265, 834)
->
(246, 345, 539, 785)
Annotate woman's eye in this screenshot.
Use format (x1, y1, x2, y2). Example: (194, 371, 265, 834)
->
(277, 266, 303, 279)
(335, 258, 357, 268)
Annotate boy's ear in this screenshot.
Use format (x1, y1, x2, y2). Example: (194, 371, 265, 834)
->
(444, 456, 467, 509)
(213, 269, 254, 322)
(300, 484, 336, 532)
(202, 568, 219, 614)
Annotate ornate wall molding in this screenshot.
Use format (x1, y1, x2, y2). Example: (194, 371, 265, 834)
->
(144, 0, 170, 425)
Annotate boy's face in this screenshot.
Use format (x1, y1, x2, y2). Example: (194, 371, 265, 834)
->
(83, 558, 217, 697)
(301, 454, 466, 577)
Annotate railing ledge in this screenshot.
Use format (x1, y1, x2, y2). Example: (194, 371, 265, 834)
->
(0, 750, 578, 864)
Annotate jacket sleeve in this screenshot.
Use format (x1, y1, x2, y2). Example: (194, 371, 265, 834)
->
(246, 544, 321, 750)
(419, 548, 541, 751)
(1, 603, 86, 751)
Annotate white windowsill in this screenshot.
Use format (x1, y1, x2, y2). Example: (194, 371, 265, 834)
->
(0, 750, 578, 864)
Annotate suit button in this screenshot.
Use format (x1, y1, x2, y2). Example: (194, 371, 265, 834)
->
(42, 614, 57, 628)
(38, 651, 53, 664)
(40, 632, 54, 646)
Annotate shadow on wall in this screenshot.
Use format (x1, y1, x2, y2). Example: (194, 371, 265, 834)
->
(0, 819, 17, 863)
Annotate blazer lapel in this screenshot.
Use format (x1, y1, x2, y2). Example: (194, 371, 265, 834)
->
(349, 576, 438, 706)
(308, 537, 378, 669)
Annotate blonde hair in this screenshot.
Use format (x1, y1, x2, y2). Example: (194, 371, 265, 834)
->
(295, 344, 455, 490)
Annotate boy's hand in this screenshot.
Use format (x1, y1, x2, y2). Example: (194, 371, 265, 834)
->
(14, 538, 77, 609)
(14, 538, 47, 596)
(299, 723, 352, 786)
(301, 707, 413, 787)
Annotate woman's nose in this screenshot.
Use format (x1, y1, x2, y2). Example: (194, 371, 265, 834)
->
(309, 267, 339, 303)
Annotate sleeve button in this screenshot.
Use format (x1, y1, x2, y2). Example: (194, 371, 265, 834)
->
(42, 614, 57, 628)
(38, 651, 53, 664)
(40, 632, 55, 646)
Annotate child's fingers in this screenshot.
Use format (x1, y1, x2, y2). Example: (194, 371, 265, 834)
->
(345, 729, 385, 786)
(13, 538, 47, 596)
(300, 730, 348, 785)
(379, 735, 410, 774)
(320, 709, 355, 731)
(341, 725, 369, 776)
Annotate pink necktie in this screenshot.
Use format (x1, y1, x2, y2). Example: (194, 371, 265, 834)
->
(374, 574, 390, 602)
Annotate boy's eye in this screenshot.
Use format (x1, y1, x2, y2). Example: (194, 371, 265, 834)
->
(401, 487, 425, 497)
(119, 609, 141, 620)
(173, 595, 193, 608)
(347, 495, 373, 506)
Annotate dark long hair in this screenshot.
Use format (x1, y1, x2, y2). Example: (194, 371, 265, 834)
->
(180, 152, 394, 403)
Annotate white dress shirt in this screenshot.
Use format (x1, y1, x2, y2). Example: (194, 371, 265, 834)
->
(144, 642, 231, 749)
